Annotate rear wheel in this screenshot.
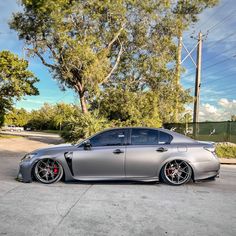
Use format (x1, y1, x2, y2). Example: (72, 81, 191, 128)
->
(161, 160, 192, 186)
(34, 159, 63, 184)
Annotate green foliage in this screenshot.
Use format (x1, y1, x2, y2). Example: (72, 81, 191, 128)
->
(27, 103, 76, 130)
(61, 111, 109, 143)
(4, 108, 30, 127)
(0, 50, 39, 125)
(91, 87, 162, 127)
(10, 0, 208, 113)
(216, 143, 236, 159)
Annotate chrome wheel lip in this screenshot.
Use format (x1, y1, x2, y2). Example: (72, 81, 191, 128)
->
(164, 160, 191, 185)
(34, 159, 63, 184)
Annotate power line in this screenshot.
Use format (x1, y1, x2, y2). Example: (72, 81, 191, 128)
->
(195, 2, 230, 33)
(182, 54, 236, 79)
(203, 56, 236, 71)
(205, 31, 236, 49)
(204, 84, 236, 92)
(202, 67, 236, 80)
(186, 1, 230, 37)
(202, 72, 236, 85)
(206, 9, 236, 33)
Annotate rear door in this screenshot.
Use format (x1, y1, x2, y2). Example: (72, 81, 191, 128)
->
(125, 128, 173, 178)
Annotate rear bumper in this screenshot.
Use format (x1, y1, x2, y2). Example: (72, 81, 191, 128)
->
(191, 159, 220, 181)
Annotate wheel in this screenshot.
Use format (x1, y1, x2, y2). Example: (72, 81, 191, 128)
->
(34, 158, 63, 184)
(161, 160, 192, 186)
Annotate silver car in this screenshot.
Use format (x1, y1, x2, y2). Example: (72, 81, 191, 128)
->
(17, 127, 220, 186)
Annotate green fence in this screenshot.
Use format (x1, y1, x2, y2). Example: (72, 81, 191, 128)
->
(164, 121, 236, 143)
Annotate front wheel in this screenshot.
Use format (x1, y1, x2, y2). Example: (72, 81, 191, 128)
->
(161, 160, 192, 186)
(34, 159, 63, 184)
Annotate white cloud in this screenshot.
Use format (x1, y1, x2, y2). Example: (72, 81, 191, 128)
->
(199, 98, 236, 121)
(218, 98, 236, 108)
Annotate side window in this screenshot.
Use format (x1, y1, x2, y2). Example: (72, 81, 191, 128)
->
(90, 129, 127, 147)
(158, 131, 172, 144)
(131, 129, 158, 145)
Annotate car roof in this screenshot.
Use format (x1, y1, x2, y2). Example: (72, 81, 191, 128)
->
(99, 127, 196, 143)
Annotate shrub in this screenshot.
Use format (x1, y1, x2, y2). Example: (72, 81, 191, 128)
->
(216, 143, 236, 158)
(61, 111, 109, 143)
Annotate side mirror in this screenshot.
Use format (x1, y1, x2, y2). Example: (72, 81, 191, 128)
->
(83, 140, 91, 150)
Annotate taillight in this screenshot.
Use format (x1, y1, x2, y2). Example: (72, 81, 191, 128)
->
(204, 146, 215, 152)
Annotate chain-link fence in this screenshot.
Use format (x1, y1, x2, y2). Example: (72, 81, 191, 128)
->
(164, 121, 236, 143)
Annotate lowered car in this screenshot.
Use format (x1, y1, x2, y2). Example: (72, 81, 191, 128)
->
(17, 127, 220, 186)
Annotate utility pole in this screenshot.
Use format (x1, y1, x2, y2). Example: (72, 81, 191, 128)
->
(193, 32, 202, 123)
(173, 35, 183, 122)
(193, 32, 202, 138)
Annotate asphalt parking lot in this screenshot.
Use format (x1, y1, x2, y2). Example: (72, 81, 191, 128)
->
(0, 135, 236, 236)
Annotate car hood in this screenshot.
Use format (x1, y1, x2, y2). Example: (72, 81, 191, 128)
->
(33, 143, 77, 155)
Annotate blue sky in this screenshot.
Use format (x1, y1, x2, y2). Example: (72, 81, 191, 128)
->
(0, 0, 236, 120)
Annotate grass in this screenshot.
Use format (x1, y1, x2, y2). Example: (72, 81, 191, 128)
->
(0, 134, 21, 139)
(216, 143, 236, 159)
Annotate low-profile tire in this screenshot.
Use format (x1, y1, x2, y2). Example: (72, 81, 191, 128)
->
(34, 158, 63, 184)
(161, 160, 192, 186)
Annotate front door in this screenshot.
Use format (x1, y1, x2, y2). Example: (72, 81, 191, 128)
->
(72, 129, 128, 179)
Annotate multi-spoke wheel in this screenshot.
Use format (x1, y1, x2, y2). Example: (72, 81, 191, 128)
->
(161, 160, 192, 186)
(34, 159, 63, 184)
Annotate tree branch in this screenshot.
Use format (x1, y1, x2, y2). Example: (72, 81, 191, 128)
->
(46, 43, 59, 61)
(34, 48, 57, 69)
(104, 42, 123, 82)
(107, 23, 125, 49)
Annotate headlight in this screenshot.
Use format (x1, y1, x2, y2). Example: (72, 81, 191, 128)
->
(21, 153, 37, 162)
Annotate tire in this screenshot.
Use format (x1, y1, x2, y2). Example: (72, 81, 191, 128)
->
(34, 158, 63, 184)
(161, 160, 192, 186)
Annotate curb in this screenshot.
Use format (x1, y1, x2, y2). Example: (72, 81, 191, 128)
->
(219, 158, 236, 165)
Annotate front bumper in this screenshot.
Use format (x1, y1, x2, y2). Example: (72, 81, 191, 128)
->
(17, 161, 34, 183)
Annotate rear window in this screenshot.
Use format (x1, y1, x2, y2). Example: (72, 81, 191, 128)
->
(131, 129, 158, 145)
(131, 129, 173, 145)
(159, 131, 172, 144)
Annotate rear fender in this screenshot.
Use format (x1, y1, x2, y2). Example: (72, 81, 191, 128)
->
(156, 153, 195, 181)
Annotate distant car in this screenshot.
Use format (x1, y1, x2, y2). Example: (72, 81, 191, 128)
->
(2, 125, 24, 132)
(17, 127, 220, 185)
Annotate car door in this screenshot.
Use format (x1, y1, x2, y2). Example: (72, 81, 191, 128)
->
(125, 128, 174, 178)
(72, 129, 128, 179)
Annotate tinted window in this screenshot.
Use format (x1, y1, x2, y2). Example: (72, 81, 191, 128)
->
(159, 131, 172, 144)
(131, 129, 158, 145)
(90, 129, 127, 147)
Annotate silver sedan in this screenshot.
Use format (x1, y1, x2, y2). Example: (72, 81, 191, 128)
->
(17, 127, 220, 185)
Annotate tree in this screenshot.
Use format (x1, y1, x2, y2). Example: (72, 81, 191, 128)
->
(10, 0, 130, 113)
(4, 108, 30, 127)
(10, 0, 219, 129)
(0, 50, 39, 126)
(231, 115, 236, 122)
(53, 103, 76, 130)
(10, 0, 183, 114)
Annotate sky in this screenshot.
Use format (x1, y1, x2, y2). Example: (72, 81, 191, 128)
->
(0, 0, 236, 121)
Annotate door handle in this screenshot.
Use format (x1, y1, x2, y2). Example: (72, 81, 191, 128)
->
(113, 149, 124, 154)
(156, 147, 168, 152)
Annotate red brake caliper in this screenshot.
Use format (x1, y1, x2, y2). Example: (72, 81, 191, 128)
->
(53, 164, 58, 175)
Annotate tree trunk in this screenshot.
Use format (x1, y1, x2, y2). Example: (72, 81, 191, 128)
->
(173, 33, 183, 123)
(79, 93, 88, 113)
(74, 81, 88, 114)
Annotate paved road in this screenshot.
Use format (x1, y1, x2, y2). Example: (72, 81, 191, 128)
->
(0, 137, 236, 236)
